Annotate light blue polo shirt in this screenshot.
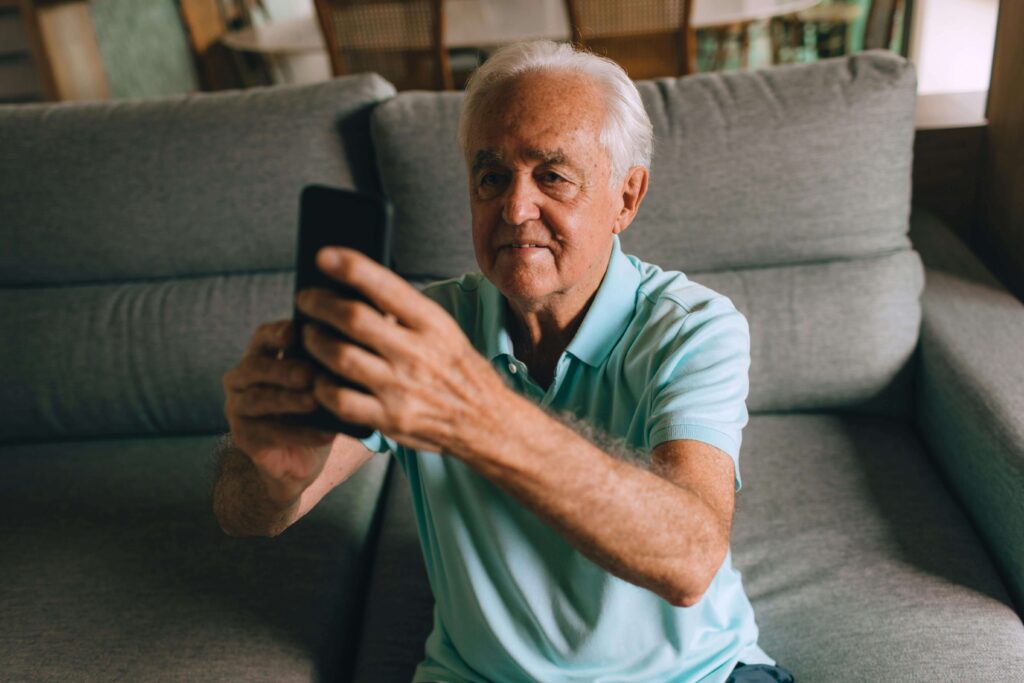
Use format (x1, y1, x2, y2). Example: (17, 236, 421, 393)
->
(362, 236, 771, 682)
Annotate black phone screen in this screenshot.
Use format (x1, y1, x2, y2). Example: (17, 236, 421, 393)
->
(286, 184, 392, 437)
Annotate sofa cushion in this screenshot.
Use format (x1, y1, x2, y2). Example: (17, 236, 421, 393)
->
(1, 270, 293, 441)
(350, 462, 433, 683)
(371, 51, 915, 279)
(700, 250, 923, 415)
(912, 212, 1024, 610)
(0, 75, 394, 285)
(0, 434, 390, 682)
(1, 75, 398, 441)
(736, 415, 1024, 680)
(628, 50, 915, 272)
(349, 415, 1024, 682)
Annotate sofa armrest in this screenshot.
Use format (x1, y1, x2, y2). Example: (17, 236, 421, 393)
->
(911, 211, 1024, 610)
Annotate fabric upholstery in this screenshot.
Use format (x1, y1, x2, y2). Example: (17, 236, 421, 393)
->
(0, 75, 394, 285)
(735, 415, 1024, 680)
(371, 51, 915, 279)
(911, 213, 1024, 609)
(370, 90, 467, 280)
(628, 50, 915, 272)
(0, 271, 293, 441)
(700, 250, 922, 416)
(0, 435, 390, 682)
(0, 247, 925, 443)
(1, 75, 397, 441)
(350, 465, 433, 683)
(352, 415, 1024, 682)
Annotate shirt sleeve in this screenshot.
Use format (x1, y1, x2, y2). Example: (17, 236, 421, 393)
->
(645, 294, 751, 490)
(360, 430, 395, 455)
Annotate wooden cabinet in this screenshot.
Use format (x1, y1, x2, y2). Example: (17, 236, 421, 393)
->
(979, 0, 1024, 299)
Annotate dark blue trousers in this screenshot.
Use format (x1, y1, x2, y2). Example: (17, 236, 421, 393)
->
(727, 662, 796, 682)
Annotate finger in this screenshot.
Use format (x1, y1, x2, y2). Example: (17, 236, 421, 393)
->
(235, 415, 335, 450)
(315, 248, 442, 331)
(233, 385, 319, 418)
(224, 354, 315, 393)
(302, 324, 393, 389)
(244, 319, 296, 358)
(313, 375, 385, 428)
(296, 290, 413, 361)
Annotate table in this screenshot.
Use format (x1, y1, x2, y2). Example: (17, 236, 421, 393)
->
(222, 0, 823, 83)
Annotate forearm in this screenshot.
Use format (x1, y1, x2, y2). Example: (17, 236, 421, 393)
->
(212, 437, 301, 538)
(448, 392, 727, 607)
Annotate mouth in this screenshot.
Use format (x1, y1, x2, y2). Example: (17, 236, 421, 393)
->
(501, 241, 550, 250)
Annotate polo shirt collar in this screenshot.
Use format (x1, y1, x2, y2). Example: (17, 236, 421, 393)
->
(479, 277, 514, 362)
(565, 235, 640, 366)
(478, 235, 640, 367)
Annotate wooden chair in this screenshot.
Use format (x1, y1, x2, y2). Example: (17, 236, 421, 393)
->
(864, 0, 905, 50)
(565, 0, 696, 78)
(178, 0, 271, 90)
(313, 0, 453, 91)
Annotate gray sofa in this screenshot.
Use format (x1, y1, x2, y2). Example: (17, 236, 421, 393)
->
(2, 51, 1023, 682)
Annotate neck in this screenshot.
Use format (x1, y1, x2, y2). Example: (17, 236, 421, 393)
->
(506, 295, 589, 364)
(501, 239, 616, 385)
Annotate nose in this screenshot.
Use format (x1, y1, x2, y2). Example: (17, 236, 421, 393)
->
(501, 174, 541, 226)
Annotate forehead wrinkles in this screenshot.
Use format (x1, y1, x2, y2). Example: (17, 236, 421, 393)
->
(473, 71, 606, 146)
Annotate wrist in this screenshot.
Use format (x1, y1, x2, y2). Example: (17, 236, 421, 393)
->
(447, 379, 533, 468)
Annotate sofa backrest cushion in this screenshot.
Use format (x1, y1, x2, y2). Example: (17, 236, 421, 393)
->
(1, 75, 393, 284)
(371, 52, 922, 415)
(0, 76, 394, 442)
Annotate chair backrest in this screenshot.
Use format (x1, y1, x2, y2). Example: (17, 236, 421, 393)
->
(178, 0, 240, 90)
(864, 0, 904, 51)
(314, 0, 453, 90)
(565, 0, 695, 77)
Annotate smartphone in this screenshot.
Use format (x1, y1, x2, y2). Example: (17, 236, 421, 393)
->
(285, 185, 393, 437)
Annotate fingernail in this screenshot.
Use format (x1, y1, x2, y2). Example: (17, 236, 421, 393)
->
(320, 249, 340, 268)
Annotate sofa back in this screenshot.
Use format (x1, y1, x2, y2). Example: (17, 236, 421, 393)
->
(0, 76, 395, 442)
(370, 51, 923, 415)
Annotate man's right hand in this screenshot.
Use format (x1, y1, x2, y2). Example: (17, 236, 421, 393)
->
(221, 319, 335, 507)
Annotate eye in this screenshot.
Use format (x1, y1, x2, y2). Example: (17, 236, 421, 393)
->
(539, 171, 564, 185)
(477, 171, 508, 193)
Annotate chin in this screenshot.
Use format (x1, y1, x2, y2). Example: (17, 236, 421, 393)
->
(492, 272, 555, 304)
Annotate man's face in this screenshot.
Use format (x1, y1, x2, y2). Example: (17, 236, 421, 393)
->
(465, 70, 630, 312)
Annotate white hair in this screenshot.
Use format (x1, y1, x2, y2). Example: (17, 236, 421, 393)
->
(457, 40, 653, 186)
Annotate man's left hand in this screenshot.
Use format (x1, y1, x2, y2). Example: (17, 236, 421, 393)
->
(295, 247, 506, 454)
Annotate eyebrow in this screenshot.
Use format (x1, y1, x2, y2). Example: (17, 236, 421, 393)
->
(525, 148, 568, 165)
(470, 148, 572, 174)
(471, 150, 504, 174)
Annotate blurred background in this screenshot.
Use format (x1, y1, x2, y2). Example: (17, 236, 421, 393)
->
(0, 0, 996, 101)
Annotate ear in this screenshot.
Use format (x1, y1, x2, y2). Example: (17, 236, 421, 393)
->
(612, 166, 650, 235)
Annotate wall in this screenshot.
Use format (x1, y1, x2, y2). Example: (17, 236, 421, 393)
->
(908, 0, 998, 94)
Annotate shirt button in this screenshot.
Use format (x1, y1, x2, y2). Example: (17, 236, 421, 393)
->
(508, 362, 518, 374)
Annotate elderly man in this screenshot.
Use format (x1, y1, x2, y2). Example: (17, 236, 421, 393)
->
(216, 41, 790, 683)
